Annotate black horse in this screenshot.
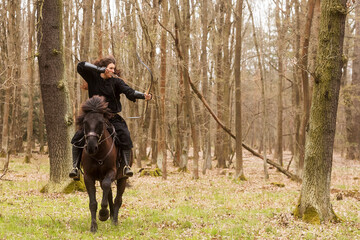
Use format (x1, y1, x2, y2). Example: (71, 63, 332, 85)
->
(77, 95, 131, 232)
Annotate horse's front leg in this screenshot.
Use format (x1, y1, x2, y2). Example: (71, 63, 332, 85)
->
(113, 178, 127, 225)
(84, 175, 98, 233)
(108, 188, 114, 219)
(99, 172, 115, 221)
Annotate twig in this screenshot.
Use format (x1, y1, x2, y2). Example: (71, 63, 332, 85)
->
(0, 168, 8, 180)
(0, 151, 10, 180)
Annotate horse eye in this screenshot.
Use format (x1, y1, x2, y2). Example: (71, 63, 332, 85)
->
(84, 122, 91, 132)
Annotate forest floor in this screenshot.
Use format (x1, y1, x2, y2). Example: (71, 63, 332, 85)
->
(0, 151, 359, 239)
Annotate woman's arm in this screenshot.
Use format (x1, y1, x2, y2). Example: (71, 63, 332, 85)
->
(77, 61, 105, 82)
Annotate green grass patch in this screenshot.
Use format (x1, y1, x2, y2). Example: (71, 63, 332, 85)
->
(0, 154, 359, 239)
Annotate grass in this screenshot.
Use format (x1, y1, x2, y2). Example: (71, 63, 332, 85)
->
(0, 152, 359, 239)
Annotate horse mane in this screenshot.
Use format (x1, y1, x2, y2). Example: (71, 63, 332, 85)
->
(76, 95, 113, 129)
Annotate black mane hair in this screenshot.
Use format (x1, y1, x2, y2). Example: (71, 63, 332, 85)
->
(76, 95, 113, 130)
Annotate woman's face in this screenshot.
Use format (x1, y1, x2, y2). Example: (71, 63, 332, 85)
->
(104, 63, 115, 79)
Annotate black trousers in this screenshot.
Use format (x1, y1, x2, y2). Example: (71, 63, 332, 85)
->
(71, 114, 133, 150)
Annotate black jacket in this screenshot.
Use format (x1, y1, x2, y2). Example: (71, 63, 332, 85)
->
(77, 61, 144, 113)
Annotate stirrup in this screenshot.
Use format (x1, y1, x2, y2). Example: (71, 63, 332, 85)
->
(69, 168, 80, 181)
(123, 165, 133, 177)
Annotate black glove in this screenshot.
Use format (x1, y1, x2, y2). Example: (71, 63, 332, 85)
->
(84, 62, 106, 73)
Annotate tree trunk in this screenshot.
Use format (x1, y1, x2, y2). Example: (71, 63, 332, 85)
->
(295, 0, 317, 176)
(274, 0, 291, 166)
(38, 95, 46, 154)
(292, 0, 302, 175)
(215, 2, 225, 168)
(222, 0, 232, 168)
(37, 0, 74, 185)
(295, 0, 346, 223)
(234, 0, 244, 180)
(25, 0, 36, 163)
(201, 0, 212, 174)
(247, 0, 269, 180)
(79, 0, 93, 102)
(150, 1, 159, 167)
(159, 0, 168, 179)
(345, 3, 360, 160)
(94, 0, 102, 58)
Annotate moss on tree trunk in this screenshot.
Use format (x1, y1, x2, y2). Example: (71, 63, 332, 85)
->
(295, 0, 347, 223)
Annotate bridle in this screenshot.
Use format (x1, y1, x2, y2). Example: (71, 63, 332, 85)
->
(84, 124, 117, 166)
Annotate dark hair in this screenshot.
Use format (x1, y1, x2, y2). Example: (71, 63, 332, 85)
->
(93, 55, 122, 76)
(76, 95, 113, 130)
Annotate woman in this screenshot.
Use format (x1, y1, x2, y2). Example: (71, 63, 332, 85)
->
(69, 56, 152, 180)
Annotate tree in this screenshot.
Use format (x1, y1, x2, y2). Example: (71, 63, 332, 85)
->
(294, 0, 347, 223)
(274, 0, 291, 166)
(201, 0, 212, 174)
(25, 0, 36, 163)
(159, 0, 169, 179)
(234, 0, 244, 180)
(247, 0, 269, 180)
(37, 0, 74, 186)
(295, 0, 318, 176)
(345, 3, 360, 160)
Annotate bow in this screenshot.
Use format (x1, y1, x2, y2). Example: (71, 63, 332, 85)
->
(136, 52, 154, 116)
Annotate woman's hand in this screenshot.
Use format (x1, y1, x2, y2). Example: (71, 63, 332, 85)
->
(144, 93, 152, 100)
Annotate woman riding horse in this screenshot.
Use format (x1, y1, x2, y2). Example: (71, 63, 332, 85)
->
(69, 56, 152, 180)
(78, 95, 127, 232)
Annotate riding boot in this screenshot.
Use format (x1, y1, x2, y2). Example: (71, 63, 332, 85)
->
(121, 149, 133, 177)
(69, 146, 82, 181)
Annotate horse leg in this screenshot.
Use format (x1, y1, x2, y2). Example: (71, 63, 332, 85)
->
(112, 178, 127, 225)
(108, 188, 114, 219)
(98, 174, 114, 221)
(84, 175, 98, 233)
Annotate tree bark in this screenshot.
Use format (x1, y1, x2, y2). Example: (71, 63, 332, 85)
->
(25, 0, 36, 163)
(201, 0, 212, 174)
(79, 0, 93, 103)
(37, 0, 74, 184)
(159, 0, 168, 179)
(295, 0, 317, 176)
(94, 0, 102, 58)
(234, 0, 244, 180)
(295, 0, 346, 223)
(215, 2, 226, 168)
(345, 3, 360, 160)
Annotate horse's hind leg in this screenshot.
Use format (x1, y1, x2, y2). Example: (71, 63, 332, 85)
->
(84, 176, 98, 233)
(99, 175, 113, 221)
(112, 178, 127, 225)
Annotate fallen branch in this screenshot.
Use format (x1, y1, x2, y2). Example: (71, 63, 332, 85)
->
(164, 19, 301, 183)
(187, 76, 301, 182)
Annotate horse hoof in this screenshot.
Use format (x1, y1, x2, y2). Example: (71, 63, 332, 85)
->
(90, 223, 98, 233)
(112, 219, 118, 226)
(99, 209, 109, 221)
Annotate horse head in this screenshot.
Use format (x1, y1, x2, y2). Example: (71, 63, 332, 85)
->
(77, 95, 113, 155)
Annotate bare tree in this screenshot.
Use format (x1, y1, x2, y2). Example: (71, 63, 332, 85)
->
(295, 0, 347, 223)
(201, 0, 212, 174)
(25, 0, 36, 163)
(234, 0, 245, 180)
(159, 0, 169, 179)
(247, 0, 269, 180)
(345, 3, 360, 160)
(295, 0, 317, 176)
(37, 0, 74, 186)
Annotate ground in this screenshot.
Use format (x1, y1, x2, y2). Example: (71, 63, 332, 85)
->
(0, 151, 359, 239)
